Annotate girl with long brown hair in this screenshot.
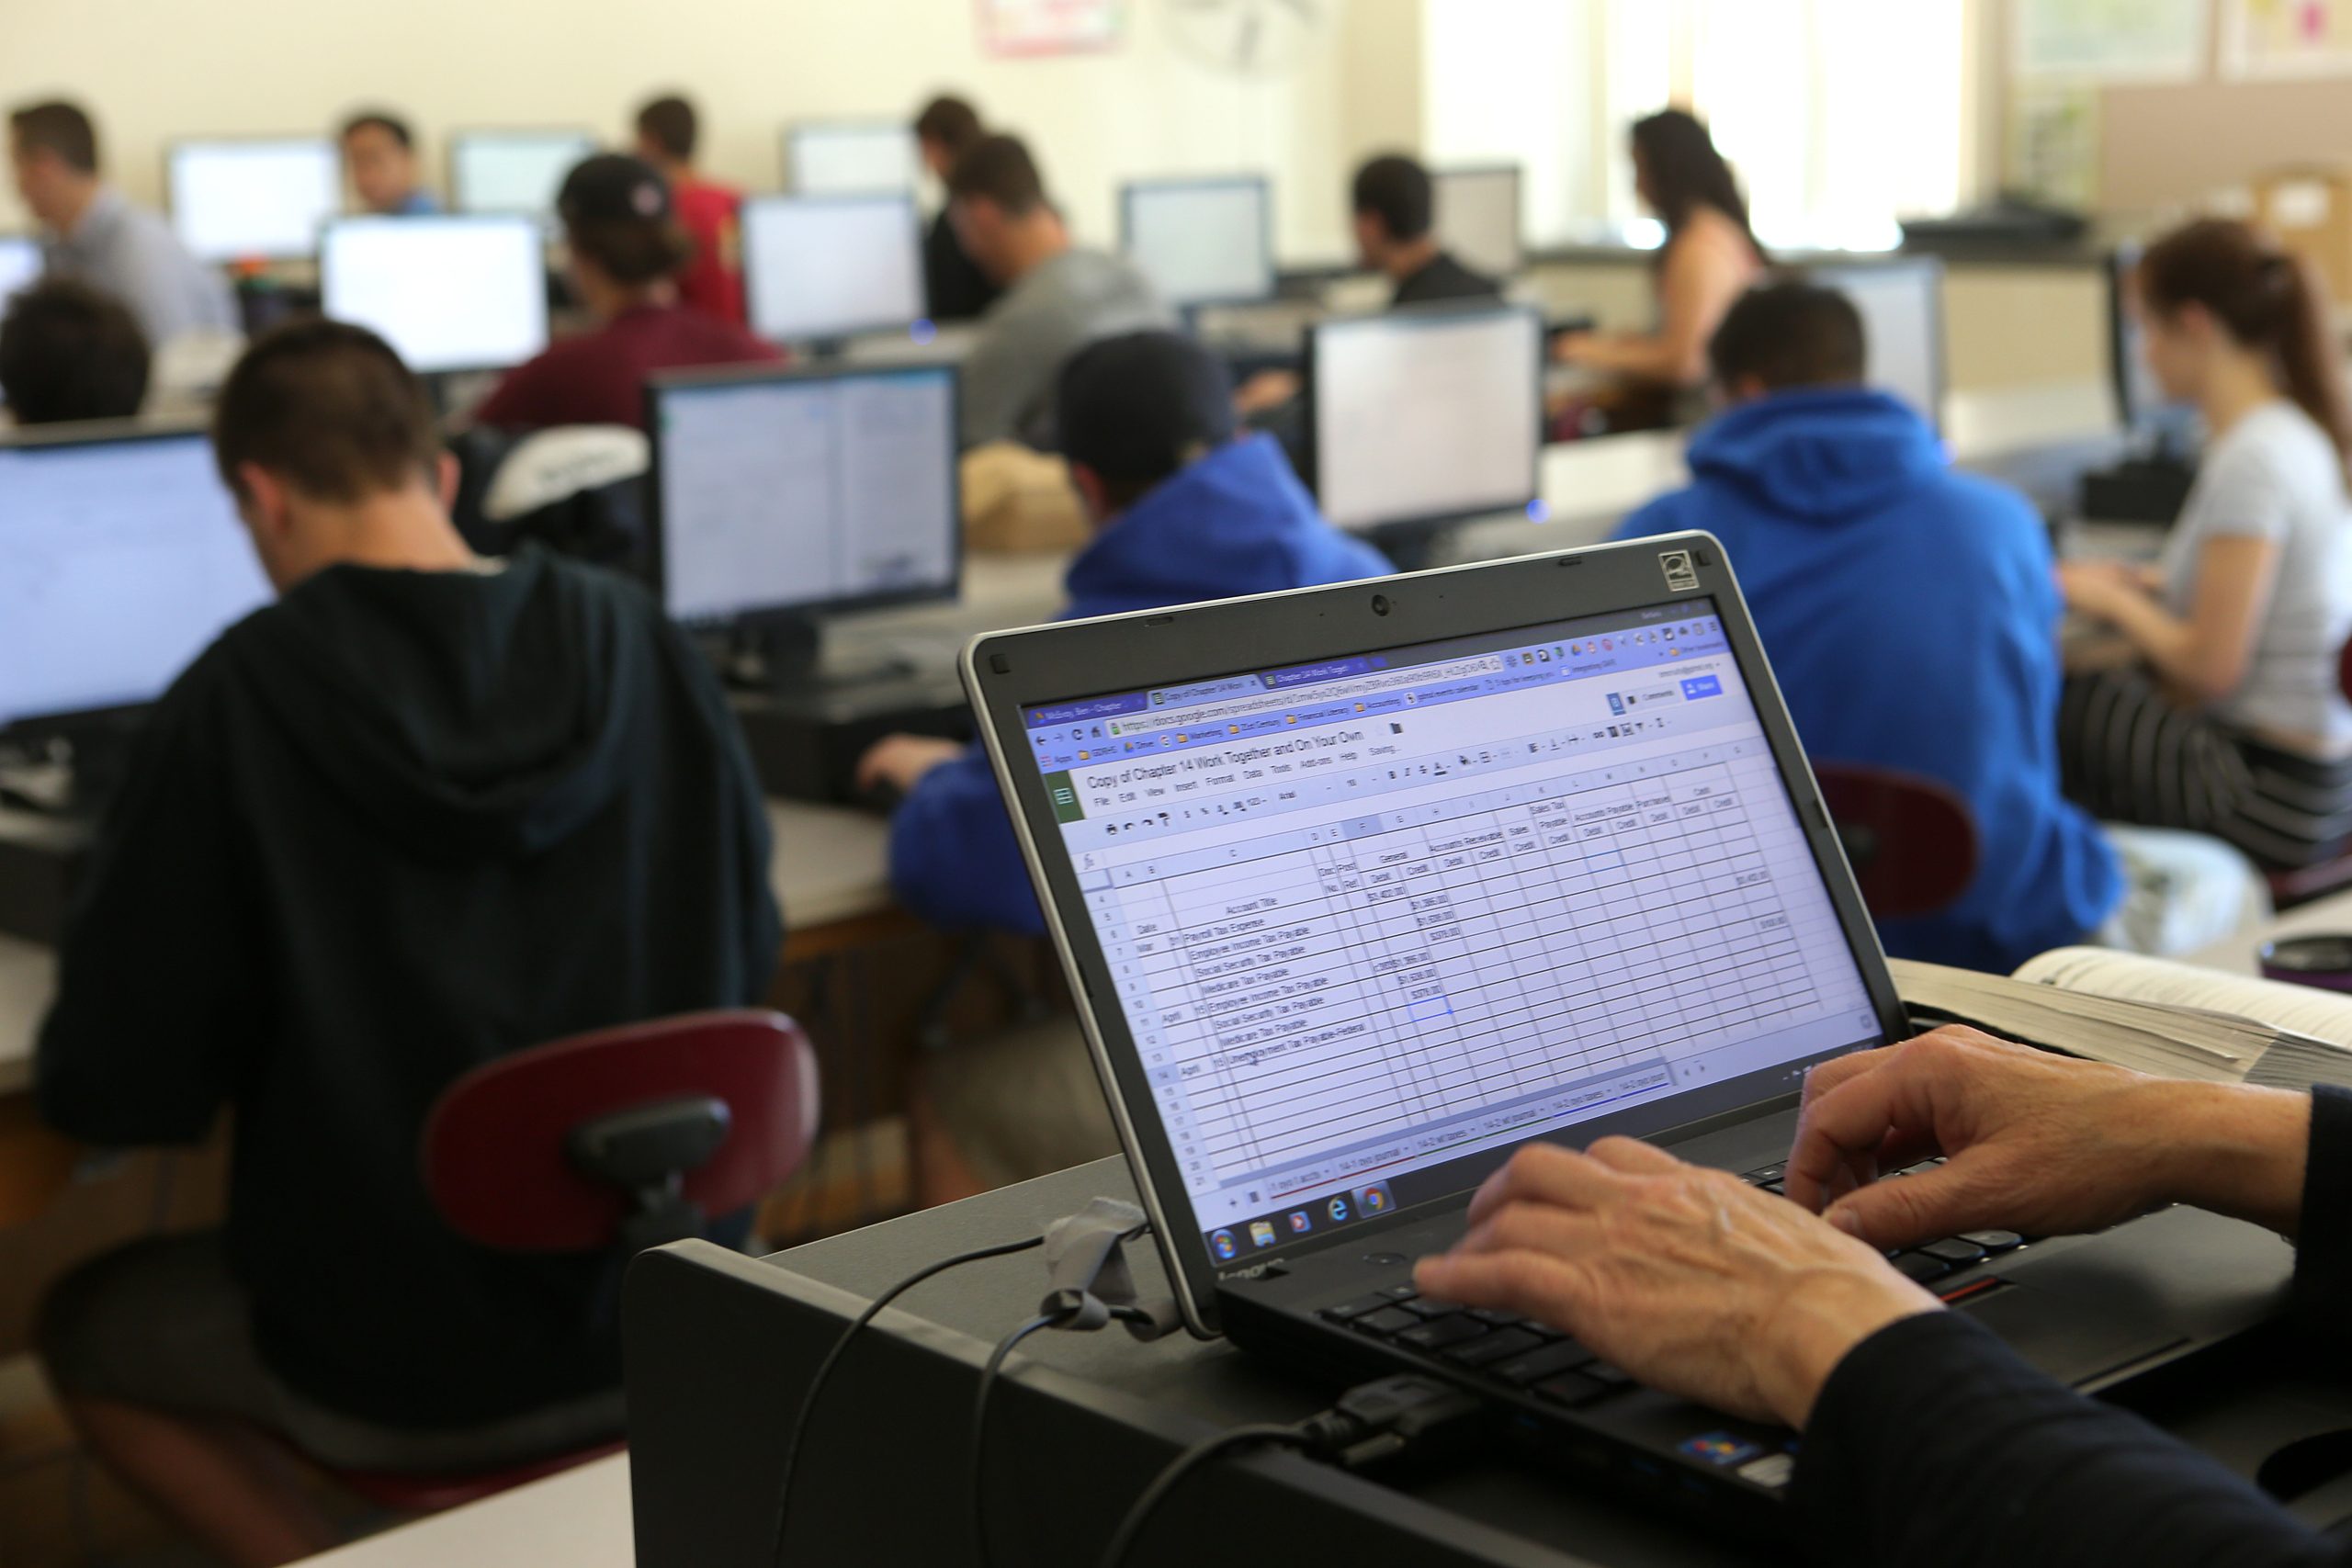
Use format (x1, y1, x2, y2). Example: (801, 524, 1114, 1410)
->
(2060, 218, 2352, 868)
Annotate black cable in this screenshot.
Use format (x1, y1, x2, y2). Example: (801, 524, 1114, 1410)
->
(967, 1311, 1065, 1568)
(1096, 1424, 1317, 1568)
(768, 1233, 1046, 1567)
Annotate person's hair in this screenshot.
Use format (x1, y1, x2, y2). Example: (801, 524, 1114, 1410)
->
(338, 109, 413, 149)
(568, 210, 695, 285)
(1708, 282, 1866, 393)
(947, 134, 1046, 217)
(210, 321, 441, 504)
(0, 278, 151, 424)
(1351, 153, 1434, 243)
(2139, 217, 2352, 468)
(635, 95, 698, 163)
(913, 95, 984, 157)
(8, 100, 98, 175)
(1631, 109, 1759, 259)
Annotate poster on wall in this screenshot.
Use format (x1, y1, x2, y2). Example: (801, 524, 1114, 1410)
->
(2222, 0, 2352, 74)
(2007, 85, 2103, 208)
(2011, 0, 2208, 80)
(978, 0, 1125, 56)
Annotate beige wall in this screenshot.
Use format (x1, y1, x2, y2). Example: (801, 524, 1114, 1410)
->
(0, 0, 1417, 262)
(2099, 77, 2352, 213)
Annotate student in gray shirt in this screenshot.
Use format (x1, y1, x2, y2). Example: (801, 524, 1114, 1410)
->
(2060, 218, 2352, 869)
(944, 134, 1170, 449)
(9, 100, 238, 351)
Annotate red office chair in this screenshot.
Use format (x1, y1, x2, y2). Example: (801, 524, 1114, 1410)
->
(314, 1010, 820, 1516)
(2267, 641, 2352, 907)
(1813, 761, 1981, 921)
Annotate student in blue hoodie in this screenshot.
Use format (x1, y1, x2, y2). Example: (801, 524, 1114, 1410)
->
(1614, 282, 2258, 973)
(859, 330, 1394, 934)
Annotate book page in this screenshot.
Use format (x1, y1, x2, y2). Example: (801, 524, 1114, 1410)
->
(2017, 947, 2352, 1051)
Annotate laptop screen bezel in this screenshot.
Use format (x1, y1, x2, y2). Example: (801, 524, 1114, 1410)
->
(962, 534, 1909, 1337)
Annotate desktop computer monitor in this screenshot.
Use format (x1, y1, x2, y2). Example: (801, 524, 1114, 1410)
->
(1810, 258, 1946, 429)
(1119, 175, 1275, 310)
(449, 130, 598, 220)
(786, 122, 922, 196)
(1432, 165, 1524, 280)
(322, 216, 549, 374)
(0, 427, 273, 740)
(0, 237, 38, 303)
(647, 361, 961, 661)
(740, 195, 927, 344)
(1306, 302, 1545, 536)
(166, 138, 341, 262)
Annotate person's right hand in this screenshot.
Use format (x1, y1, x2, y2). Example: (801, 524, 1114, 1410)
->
(1787, 1027, 2309, 1250)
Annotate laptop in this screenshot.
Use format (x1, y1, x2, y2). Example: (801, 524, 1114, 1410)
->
(962, 534, 2294, 1535)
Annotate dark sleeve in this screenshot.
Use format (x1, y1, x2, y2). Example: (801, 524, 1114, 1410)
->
(1794, 1311, 2345, 1568)
(658, 615, 782, 999)
(2292, 1086, 2352, 1328)
(36, 674, 254, 1145)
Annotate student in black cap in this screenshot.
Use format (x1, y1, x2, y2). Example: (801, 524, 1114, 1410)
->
(472, 152, 777, 433)
(859, 332, 1393, 1199)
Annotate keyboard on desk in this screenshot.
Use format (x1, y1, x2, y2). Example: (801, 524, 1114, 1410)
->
(1312, 1160, 2030, 1412)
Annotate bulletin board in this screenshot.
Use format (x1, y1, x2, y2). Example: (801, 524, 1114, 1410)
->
(978, 0, 1125, 56)
(2011, 0, 2209, 80)
(2222, 0, 2352, 74)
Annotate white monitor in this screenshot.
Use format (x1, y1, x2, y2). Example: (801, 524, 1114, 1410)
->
(1120, 176, 1274, 310)
(449, 130, 598, 220)
(740, 195, 927, 344)
(1433, 165, 1524, 280)
(786, 122, 922, 197)
(0, 237, 39, 304)
(1308, 304, 1545, 534)
(650, 364, 961, 626)
(0, 429, 273, 729)
(322, 216, 549, 374)
(1811, 259, 1945, 429)
(166, 139, 341, 263)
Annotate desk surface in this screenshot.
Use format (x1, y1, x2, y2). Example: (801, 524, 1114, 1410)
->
(295, 1454, 632, 1567)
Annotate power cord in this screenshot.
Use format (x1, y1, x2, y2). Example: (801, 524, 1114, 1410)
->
(767, 1232, 1046, 1567)
(1096, 1374, 1489, 1568)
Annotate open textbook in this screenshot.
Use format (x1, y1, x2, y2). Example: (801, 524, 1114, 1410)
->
(1889, 947, 2352, 1092)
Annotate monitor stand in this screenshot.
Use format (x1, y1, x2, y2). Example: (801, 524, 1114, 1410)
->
(713, 620, 972, 806)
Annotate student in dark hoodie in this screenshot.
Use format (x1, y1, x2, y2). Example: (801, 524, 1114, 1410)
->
(1613, 282, 2259, 973)
(33, 321, 779, 1567)
(859, 331, 1394, 934)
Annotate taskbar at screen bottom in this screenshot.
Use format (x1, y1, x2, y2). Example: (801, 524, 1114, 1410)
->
(1198, 1030, 1883, 1274)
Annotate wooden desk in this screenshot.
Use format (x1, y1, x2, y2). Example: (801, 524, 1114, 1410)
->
(294, 1454, 632, 1568)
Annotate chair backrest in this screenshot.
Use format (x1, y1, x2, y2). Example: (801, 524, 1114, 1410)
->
(2338, 636, 2352, 706)
(421, 1010, 819, 1253)
(1812, 761, 1981, 922)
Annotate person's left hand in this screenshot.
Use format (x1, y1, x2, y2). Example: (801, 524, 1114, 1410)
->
(1551, 331, 1600, 366)
(2057, 558, 2144, 620)
(1415, 1138, 1939, 1427)
(854, 734, 965, 797)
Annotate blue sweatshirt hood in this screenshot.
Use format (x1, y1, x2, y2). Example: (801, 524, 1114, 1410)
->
(1064, 434, 1392, 617)
(1685, 387, 1948, 525)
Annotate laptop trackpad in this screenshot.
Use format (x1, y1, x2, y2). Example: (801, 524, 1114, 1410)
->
(1958, 1283, 2188, 1389)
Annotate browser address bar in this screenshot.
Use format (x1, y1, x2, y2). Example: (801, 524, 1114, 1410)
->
(1148, 657, 1507, 728)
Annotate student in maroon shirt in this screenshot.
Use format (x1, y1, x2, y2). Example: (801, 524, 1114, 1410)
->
(633, 94, 745, 325)
(471, 153, 776, 434)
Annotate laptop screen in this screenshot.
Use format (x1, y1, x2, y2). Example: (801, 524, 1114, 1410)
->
(1019, 596, 1882, 1258)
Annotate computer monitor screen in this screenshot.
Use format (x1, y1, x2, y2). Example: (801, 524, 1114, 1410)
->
(786, 123, 921, 196)
(450, 130, 597, 219)
(166, 139, 341, 262)
(0, 237, 38, 304)
(0, 432, 272, 730)
(1432, 165, 1524, 280)
(1812, 260, 1945, 427)
(1120, 176, 1274, 309)
(1309, 305, 1544, 533)
(322, 217, 549, 374)
(740, 195, 927, 343)
(650, 364, 960, 626)
(1017, 595, 1882, 1248)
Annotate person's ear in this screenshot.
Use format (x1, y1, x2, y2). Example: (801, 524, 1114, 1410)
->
(1069, 462, 1112, 525)
(435, 449, 460, 513)
(237, 463, 292, 541)
(1351, 211, 1382, 262)
(1728, 373, 1770, 404)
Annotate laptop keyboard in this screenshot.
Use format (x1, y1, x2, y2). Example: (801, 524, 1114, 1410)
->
(1314, 1160, 2028, 1412)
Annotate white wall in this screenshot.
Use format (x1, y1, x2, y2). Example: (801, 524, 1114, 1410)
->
(0, 0, 1399, 263)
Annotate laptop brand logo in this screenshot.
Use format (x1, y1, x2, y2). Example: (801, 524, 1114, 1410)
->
(1658, 549, 1700, 592)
